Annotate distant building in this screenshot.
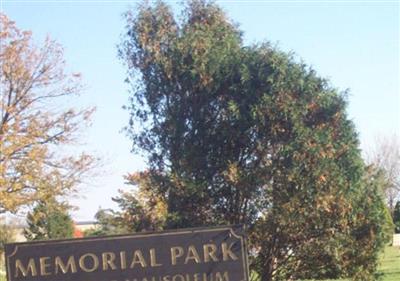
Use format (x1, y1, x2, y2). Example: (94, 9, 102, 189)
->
(10, 221, 98, 242)
(75, 221, 98, 232)
(393, 234, 400, 247)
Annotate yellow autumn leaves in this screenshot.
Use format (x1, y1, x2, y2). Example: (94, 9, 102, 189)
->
(0, 14, 96, 214)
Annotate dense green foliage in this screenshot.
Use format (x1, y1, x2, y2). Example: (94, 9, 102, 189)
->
(0, 220, 15, 253)
(341, 167, 393, 280)
(83, 209, 120, 237)
(0, 219, 16, 273)
(394, 201, 400, 233)
(86, 174, 167, 236)
(118, 0, 392, 280)
(24, 200, 74, 241)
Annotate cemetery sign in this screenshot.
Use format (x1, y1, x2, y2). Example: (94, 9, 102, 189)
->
(5, 225, 249, 281)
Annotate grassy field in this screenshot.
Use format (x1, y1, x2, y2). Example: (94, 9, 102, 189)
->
(0, 247, 399, 281)
(377, 246, 400, 281)
(311, 246, 400, 281)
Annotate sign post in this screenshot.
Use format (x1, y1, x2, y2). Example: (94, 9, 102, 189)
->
(5, 225, 249, 281)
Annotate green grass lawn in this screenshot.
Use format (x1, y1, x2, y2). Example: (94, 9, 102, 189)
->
(378, 246, 400, 281)
(300, 246, 400, 281)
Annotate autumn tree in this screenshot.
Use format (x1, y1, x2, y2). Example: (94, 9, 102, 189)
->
(114, 172, 167, 231)
(24, 199, 74, 240)
(88, 172, 167, 236)
(0, 14, 96, 214)
(118, 1, 390, 280)
(366, 135, 400, 213)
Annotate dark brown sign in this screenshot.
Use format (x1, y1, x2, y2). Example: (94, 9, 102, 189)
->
(5, 225, 249, 281)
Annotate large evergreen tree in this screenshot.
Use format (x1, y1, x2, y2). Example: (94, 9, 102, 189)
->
(118, 1, 391, 280)
(24, 199, 74, 241)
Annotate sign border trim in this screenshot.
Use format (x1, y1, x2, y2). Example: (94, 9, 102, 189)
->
(5, 225, 249, 281)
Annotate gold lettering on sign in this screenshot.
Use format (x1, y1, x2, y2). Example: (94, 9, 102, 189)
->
(130, 250, 147, 268)
(215, 271, 229, 281)
(79, 253, 99, 272)
(172, 274, 185, 281)
(171, 246, 184, 265)
(39, 257, 51, 276)
(120, 251, 127, 269)
(221, 243, 238, 261)
(9, 229, 244, 279)
(15, 259, 38, 277)
(184, 245, 201, 264)
(150, 248, 162, 267)
(193, 273, 201, 281)
(55, 256, 77, 274)
(203, 244, 218, 262)
(102, 252, 117, 271)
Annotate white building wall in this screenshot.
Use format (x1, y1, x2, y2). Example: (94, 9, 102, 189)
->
(393, 234, 400, 247)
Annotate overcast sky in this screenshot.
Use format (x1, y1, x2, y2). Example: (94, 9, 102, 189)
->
(2, 0, 399, 221)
